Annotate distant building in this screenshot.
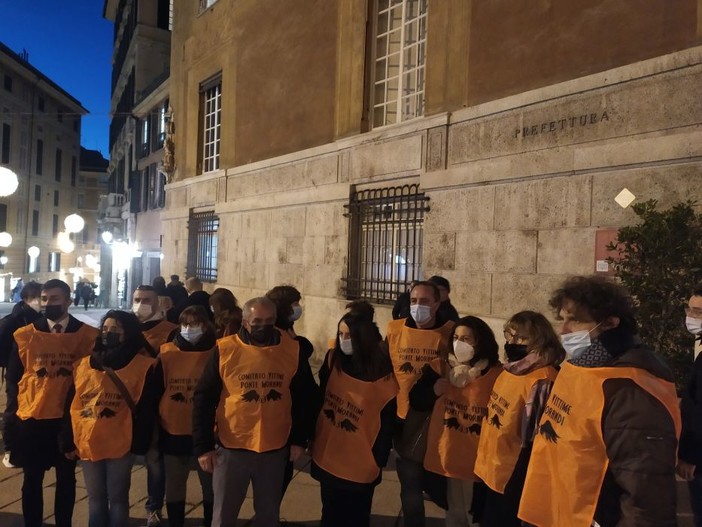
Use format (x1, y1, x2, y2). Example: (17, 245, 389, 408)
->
(101, 0, 172, 307)
(78, 147, 108, 293)
(163, 1, 702, 353)
(0, 40, 90, 300)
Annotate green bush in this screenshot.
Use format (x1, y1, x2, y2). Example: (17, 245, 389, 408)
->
(606, 199, 702, 392)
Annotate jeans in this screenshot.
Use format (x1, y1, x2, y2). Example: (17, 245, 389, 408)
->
(446, 478, 474, 527)
(81, 454, 134, 527)
(396, 456, 425, 527)
(164, 454, 213, 503)
(689, 471, 702, 527)
(320, 483, 374, 527)
(145, 441, 165, 513)
(22, 455, 77, 527)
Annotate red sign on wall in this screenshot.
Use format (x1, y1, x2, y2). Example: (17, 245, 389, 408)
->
(594, 229, 621, 275)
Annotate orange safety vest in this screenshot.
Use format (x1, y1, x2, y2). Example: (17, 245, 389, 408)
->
(159, 342, 213, 436)
(143, 320, 178, 354)
(71, 353, 155, 461)
(312, 352, 399, 483)
(386, 318, 454, 419)
(424, 361, 502, 480)
(518, 361, 681, 527)
(15, 323, 99, 420)
(473, 365, 558, 493)
(216, 332, 299, 452)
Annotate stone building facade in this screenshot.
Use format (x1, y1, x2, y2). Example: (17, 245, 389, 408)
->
(163, 0, 702, 353)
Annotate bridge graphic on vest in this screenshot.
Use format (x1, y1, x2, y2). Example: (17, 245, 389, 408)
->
(488, 414, 503, 429)
(538, 420, 560, 443)
(443, 417, 482, 435)
(241, 389, 283, 403)
(398, 362, 415, 374)
(322, 408, 358, 433)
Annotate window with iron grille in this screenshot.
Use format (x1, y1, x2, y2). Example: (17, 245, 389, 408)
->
(370, 0, 428, 128)
(200, 76, 221, 174)
(186, 211, 219, 282)
(343, 183, 429, 304)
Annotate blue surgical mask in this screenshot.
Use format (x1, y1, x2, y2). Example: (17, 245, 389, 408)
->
(561, 323, 601, 361)
(339, 338, 354, 355)
(289, 305, 303, 322)
(180, 326, 203, 344)
(687, 316, 702, 336)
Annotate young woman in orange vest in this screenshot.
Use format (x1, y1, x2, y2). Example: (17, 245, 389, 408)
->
(61, 310, 159, 527)
(473, 311, 564, 527)
(409, 316, 502, 526)
(157, 305, 216, 527)
(311, 311, 399, 527)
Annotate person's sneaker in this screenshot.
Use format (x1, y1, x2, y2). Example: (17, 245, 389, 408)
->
(146, 510, 162, 526)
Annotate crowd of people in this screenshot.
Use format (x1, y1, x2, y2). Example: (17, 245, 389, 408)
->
(0, 272, 700, 527)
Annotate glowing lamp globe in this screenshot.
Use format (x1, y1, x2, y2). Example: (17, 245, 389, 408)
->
(0, 167, 19, 197)
(0, 256, 7, 265)
(0, 232, 11, 247)
(101, 231, 113, 243)
(27, 246, 40, 258)
(64, 214, 85, 234)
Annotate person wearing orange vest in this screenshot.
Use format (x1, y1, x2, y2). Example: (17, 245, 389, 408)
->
(192, 296, 319, 527)
(2, 279, 99, 527)
(409, 316, 502, 526)
(387, 280, 455, 527)
(61, 309, 158, 527)
(156, 305, 216, 527)
(473, 311, 564, 527)
(518, 276, 681, 527)
(133, 284, 178, 526)
(311, 311, 398, 527)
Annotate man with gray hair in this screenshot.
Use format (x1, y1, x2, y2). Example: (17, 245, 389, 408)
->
(193, 296, 319, 526)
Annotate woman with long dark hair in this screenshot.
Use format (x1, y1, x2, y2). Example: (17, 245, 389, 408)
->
(159, 305, 217, 527)
(473, 310, 564, 527)
(209, 288, 242, 338)
(311, 311, 398, 527)
(409, 315, 502, 526)
(63, 310, 159, 527)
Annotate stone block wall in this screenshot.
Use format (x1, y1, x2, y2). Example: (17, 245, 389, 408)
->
(163, 46, 702, 357)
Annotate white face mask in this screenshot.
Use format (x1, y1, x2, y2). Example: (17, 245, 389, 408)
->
(27, 299, 41, 313)
(452, 339, 475, 364)
(132, 302, 154, 320)
(289, 305, 303, 322)
(181, 326, 204, 344)
(561, 323, 601, 361)
(687, 316, 702, 336)
(339, 337, 354, 355)
(410, 304, 433, 326)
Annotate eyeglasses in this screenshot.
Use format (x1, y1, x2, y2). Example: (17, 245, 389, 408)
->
(685, 305, 702, 318)
(503, 330, 529, 344)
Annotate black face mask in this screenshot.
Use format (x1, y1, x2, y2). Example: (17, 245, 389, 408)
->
(249, 324, 276, 345)
(43, 304, 66, 322)
(504, 343, 529, 362)
(102, 332, 122, 348)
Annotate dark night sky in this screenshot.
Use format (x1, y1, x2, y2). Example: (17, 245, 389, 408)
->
(0, 0, 113, 156)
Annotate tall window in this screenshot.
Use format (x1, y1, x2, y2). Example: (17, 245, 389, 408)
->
(140, 118, 150, 157)
(186, 210, 219, 282)
(0, 204, 7, 231)
(343, 183, 428, 303)
(36, 139, 43, 175)
(371, 0, 428, 128)
(3, 75, 12, 92)
(34, 184, 41, 201)
(52, 214, 59, 236)
(54, 190, 59, 207)
(48, 251, 61, 272)
(157, 100, 168, 149)
(200, 77, 221, 173)
(55, 149, 62, 181)
(1, 123, 9, 163)
(71, 156, 76, 186)
(32, 210, 39, 236)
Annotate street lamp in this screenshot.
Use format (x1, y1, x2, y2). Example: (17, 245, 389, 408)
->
(0, 232, 11, 247)
(57, 231, 75, 253)
(0, 256, 7, 269)
(64, 214, 85, 234)
(0, 167, 19, 197)
(101, 231, 113, 244)
(27, 246, 40, 258)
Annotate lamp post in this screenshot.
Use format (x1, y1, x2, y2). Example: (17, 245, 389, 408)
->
(0, 232, 11, 248)
(0, 167, 19, 197)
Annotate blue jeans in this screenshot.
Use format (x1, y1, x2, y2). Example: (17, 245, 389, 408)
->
(145, 444, 165, 513)
(81, 454, 134, 527)
(689, 471, 702, 527)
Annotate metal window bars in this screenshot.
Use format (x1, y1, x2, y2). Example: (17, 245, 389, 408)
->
(342, 183, 429, 304)
(186, 211, 219, 282)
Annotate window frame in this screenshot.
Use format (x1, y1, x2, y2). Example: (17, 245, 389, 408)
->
(369, 0, 428, 129)
(199, 75, 222, 174)
(186, 210, 219, 283)
(343, 183, 429, 304)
